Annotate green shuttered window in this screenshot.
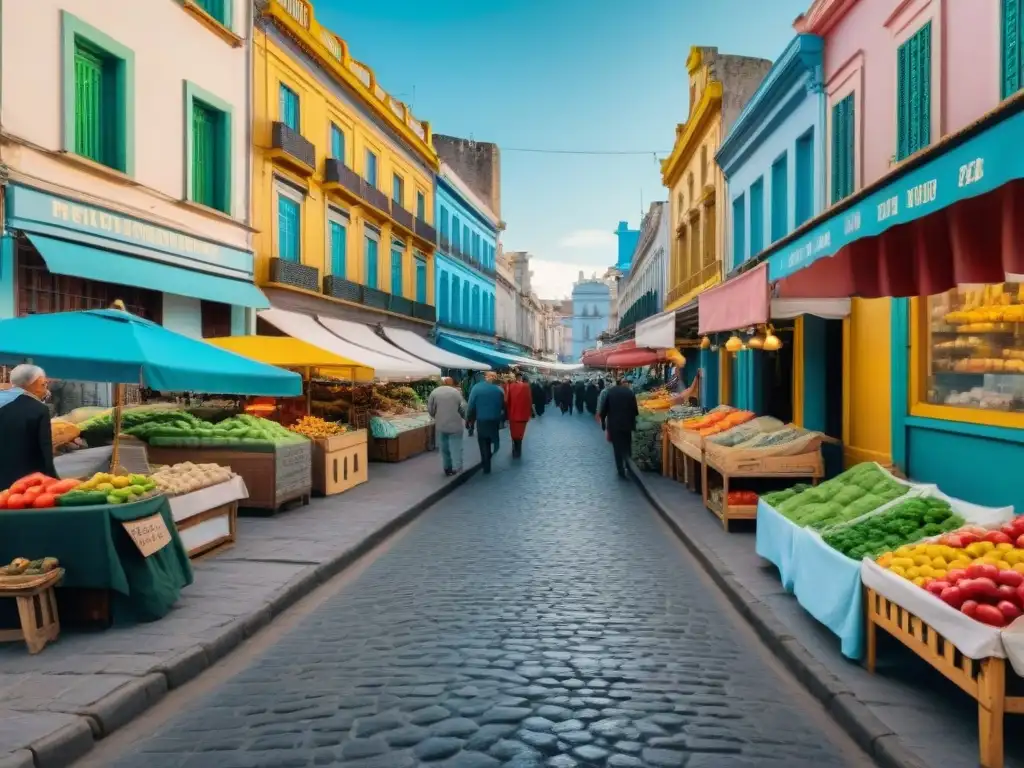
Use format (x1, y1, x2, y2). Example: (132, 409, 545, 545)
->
(749, 178, 764, 257)
(897, 22, 932, 161)
(439, 273, 449, 322)
(329, 219, 346, 277)
(365, 236, 379, 288)
(416, 192, 426, 220)
(277, 194, 301, 263)
(770, 153, 788, 244)
(391, 246, 403, 295)
(451, 276, 461, 323)
(415, 256, 427, 303)
(1003, 0, 1022, 98)
(392, 174, 403, 205)
(731, 194, 745, 268)
(365, 150, 378, 187)
(279, 84, 299, 130)
(74, 44, 109, 164)
(195, 0, 227, 24)
(831, 94, 855, 203)
(795, 130, 814, 226)
(330, 124, 345, 161)
(191, 102, 218, 209)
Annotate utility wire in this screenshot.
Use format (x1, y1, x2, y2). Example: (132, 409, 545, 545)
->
(498, 147, 671, 156)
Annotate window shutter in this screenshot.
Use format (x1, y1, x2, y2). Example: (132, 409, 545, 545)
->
(277, 195, 300, 263)
(279, 85, 299, 131)
(330, 125, 344, 161)
(830, 96, 854, 203)
(897, 23, 932, 160)
(1004, 0, 1022, 98)
(329, 221, 346, 277)
(731, 195, 745, 268)
(771, 154, 788, 243)
(74, 47, 104, 162)
(416, 259, 427, 303)
(749, 179, 764, 256)
(391, 248, 403, 295)
(192, 102, 217, 208)
(439, 274, 448, 321)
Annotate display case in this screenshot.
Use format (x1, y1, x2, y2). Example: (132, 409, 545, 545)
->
(926, 283, 1024, 414)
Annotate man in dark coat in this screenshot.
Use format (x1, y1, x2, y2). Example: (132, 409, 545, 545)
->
(530, 379, 546, 417)
(599, 376, 640, 479)
(573, 379, 586, 414)
(0, 365, 57, 489)
(584, 380, 599, 415)
(467, 373, 506, 474)
(558, 379, 573, 414)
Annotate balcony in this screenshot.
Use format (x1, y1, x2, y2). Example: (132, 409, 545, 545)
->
(390, 202, 415, 233)
(359, 180, 390, 215)
(439, 319, 490, 335)
(270, 122, 315, 175)
(322, 276, 435, 323)
(323, 159, 362, 201)
(667, 260, 722, 306)
(415, 217, 436, 244)
(437, 242, 497, 281)
(439, 234, 451, 252)
(270, 258, 320, 292)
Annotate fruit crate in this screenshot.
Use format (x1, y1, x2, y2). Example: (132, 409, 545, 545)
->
(312, 430, 368, 496)
(368, 425, 431, 463)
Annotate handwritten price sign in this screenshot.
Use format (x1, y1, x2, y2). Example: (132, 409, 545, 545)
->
(122, 513, 172, 557)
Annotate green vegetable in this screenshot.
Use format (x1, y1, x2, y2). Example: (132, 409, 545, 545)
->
(823, 497, 964, 559)
(56, 490, 111, 507)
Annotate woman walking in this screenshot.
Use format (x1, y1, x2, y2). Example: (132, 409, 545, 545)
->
(505, 372, 534, 458)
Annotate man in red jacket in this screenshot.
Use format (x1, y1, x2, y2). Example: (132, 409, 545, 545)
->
(505, 372, 535, 459)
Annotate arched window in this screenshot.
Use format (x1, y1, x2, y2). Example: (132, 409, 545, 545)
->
(438, 272, 449, 323)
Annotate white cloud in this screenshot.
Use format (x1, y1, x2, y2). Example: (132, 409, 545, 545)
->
(530, 259, 602, 300)
(557, 229, 617, 249)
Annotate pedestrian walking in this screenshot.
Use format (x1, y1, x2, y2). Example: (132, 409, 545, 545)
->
(599, 376, 639, 480)
(0, 365, 57, 490)
(558, 378, 573, 414)
(427, 376, 467, 477)
(467, 372, 506, 474)
(530, 377, 546, 417)
(505, 372, 534, 458)
(596, 377, 613, 430)
(573, 378, 586, 414)
(585, 379, 598, 415)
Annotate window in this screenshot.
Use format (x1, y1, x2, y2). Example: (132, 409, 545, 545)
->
(186, 83, 232, 214)
(364, 149, 378, 187)
(330, 124, 345, 162)
(795, 130, 814, 227)
(451, 276, 461, 323)
(749, 178, 764, 256)
(63, 12, 134, 173)
(390, 243, 403, 295)
(770, 152, 788, 243)
(831, 94, 855, 203)
(276, 185, 302, 263)
(279, 84, 299, 131)
(463, 283, 471, 326)
(439, 272, 449, 322)
(439, 207, 449, 238)
(392, 174, 404, 206)
(731, 194, 745, 267)
(1003, 0, 1024, 98)
(415, 254, 427, 303)
(463, 226, 470, 254)
(472, 286, 481, 329)
(452, 216, 461, 250)
(416, 191, 426, 220)
(194, 0, 228, 25)
(328, 214, 347, 277)
(364, 231, 379, 288)
(897, 22, 932, 161)
(472, 233, 480, 261)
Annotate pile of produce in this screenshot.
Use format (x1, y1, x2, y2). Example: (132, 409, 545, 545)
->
(150, 463, 234, 497)
(676, 405, 736, 433)
(777, 463, 909, 530)
(708, 416, 785, 447)
(876, 518, 1024, 627)
(289, 415, 351, 439)
(823, 496, 964, 560)
(0, 474, 82, 509)
(762, 483, 812, 507)
(370, 384, 427, 417)
(1, 556, 60, 576)
(123, 413, 307, 451)
(695, 409, 755, 437)
(636, 387, 674, 411)
(78, 405, 186, 446)
(369, 413, 434, 439)
(633, 404, 701, 471)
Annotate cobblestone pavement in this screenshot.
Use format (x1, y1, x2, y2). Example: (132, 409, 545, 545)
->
(105, 415, 869, 768)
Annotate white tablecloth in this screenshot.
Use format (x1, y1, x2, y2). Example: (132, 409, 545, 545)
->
(168, 475, 248, 524)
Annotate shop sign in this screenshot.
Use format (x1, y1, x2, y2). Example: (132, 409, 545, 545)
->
(122, 513, 172, 557)
(768, 107, 1024, 282)
(6, 184, 254, 280)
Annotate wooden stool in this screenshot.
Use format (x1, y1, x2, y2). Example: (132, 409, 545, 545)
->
(0, 570, 63, 654)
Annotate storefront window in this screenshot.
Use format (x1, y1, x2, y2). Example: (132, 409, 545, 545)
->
(926, 282, 1024, 413)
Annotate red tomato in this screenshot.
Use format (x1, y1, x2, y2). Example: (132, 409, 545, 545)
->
(23, 486, 43, 500)
(975, 604, 1008, 627)
(966, 564, 988, 579)
(998, 570, 1024, 588)
(47, 479, 80, 495)
(961, 600, 980, 618)
(944, 535, 964, 548)
(5, 494, 26, 510)
(999, 601, 1023, 621)
(925, 580, 950, 596)
(8, 480, 29, 495)
(973, 577, 1000, 599)
(31, 493, 56, 509)
(985, 531, 1013, 545)
(947, 569, 968, 584)
(1016, 583, 1024, 605)
(997, 585, 1020, 605)
(1016, 534, 1024, 550)
(0, 491, 8, 509)
(940, 586, 965, 609)
(959, 532, 982, 546)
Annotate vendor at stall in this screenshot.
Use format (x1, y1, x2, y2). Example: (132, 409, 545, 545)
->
(0, 364, 57, 488)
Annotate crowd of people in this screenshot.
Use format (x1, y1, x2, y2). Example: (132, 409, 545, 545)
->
(426, 370, 639, 479)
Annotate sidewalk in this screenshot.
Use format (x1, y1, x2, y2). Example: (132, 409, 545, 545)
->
(633, 463, 1024, 768)
(0, 441, 481, 768)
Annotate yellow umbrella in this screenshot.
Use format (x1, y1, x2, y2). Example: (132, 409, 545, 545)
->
(205, 336, 374, 382)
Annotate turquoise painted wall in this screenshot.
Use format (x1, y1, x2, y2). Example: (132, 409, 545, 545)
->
(231, 306, 247, 336)
(730, 350, 763, 412)
(0, 235, 13, 319)
(802, 315, 827, 431)
(700, 349, 719, 409)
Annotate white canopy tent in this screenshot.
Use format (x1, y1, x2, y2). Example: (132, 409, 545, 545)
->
(316, 315, 445, 379)
(380, 326, 491, 371)
(258, 308, 441, 380)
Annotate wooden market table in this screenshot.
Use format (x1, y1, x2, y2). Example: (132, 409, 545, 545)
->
(168, 476, 248, 558)
(661, 425, 704, 495)
(369, 424, 435, 463)
(312, 429, 368, 495)
(866, 588, 1021, 768)
(702, 446, 824, 531)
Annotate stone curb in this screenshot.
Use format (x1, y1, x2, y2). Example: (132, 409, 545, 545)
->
(628, 459, 931, 768)
(18, 458, 482, 768)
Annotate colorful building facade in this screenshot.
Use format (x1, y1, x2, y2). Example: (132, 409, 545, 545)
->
(1, 0, 262, 338)
(252, 0, 438, 331)
(616, 203, 670, 333)
(435, 161, 498, 337)
(571, 273, 612, 362)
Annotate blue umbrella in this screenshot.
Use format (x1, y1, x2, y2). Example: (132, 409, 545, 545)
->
(0, 308, 301, 396)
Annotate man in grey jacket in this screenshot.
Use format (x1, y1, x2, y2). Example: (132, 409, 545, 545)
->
(427, 377, 467, 477)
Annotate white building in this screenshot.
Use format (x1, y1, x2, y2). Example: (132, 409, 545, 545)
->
(616, 202, 670, 332)
(494, 243, 518, 343)
(0, 0, 260, 336)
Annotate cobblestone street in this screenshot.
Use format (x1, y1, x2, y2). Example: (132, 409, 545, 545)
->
(101, 415, 870, 768)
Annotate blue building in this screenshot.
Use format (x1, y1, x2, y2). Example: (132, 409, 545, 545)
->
(434, 162, 498, 338)
(715, 34, 833, 432)
(571, 272, 611, 362)
(614, 221, 640, 272)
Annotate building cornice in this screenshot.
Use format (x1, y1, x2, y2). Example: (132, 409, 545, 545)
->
(438, 162, 499, 230)
(716, 34, 823, 177)
(661, 80, 723, 187)
(794, 0, 860, 36)
(264, 0, 438, 169)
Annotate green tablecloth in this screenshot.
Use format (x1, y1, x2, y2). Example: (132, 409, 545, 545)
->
(0, 495, 193, 621)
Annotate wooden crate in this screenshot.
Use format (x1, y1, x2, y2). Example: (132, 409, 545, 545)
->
(313, 430, 368, 496)
(176, 500, 237, 559)
(866, 588, 1022, 768)
(368, 425, 431, 463)
(147, 447, 310, 513)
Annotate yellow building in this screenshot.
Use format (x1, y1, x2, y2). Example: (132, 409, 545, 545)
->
(253, 0, 438, 329)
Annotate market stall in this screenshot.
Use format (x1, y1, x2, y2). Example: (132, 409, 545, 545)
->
(631, 387, 701, 473)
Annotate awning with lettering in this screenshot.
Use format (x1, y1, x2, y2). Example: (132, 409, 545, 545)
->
(25, 233, 270, 309)
(764, 97, 1024, 299)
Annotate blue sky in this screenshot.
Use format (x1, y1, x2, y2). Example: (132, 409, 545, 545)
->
(318, 0, 810, 298)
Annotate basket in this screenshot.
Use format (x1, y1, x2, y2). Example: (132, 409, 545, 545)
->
(0, 568, 64, 592)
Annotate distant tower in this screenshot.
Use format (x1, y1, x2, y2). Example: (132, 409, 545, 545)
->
(614, 221, 640, 272)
